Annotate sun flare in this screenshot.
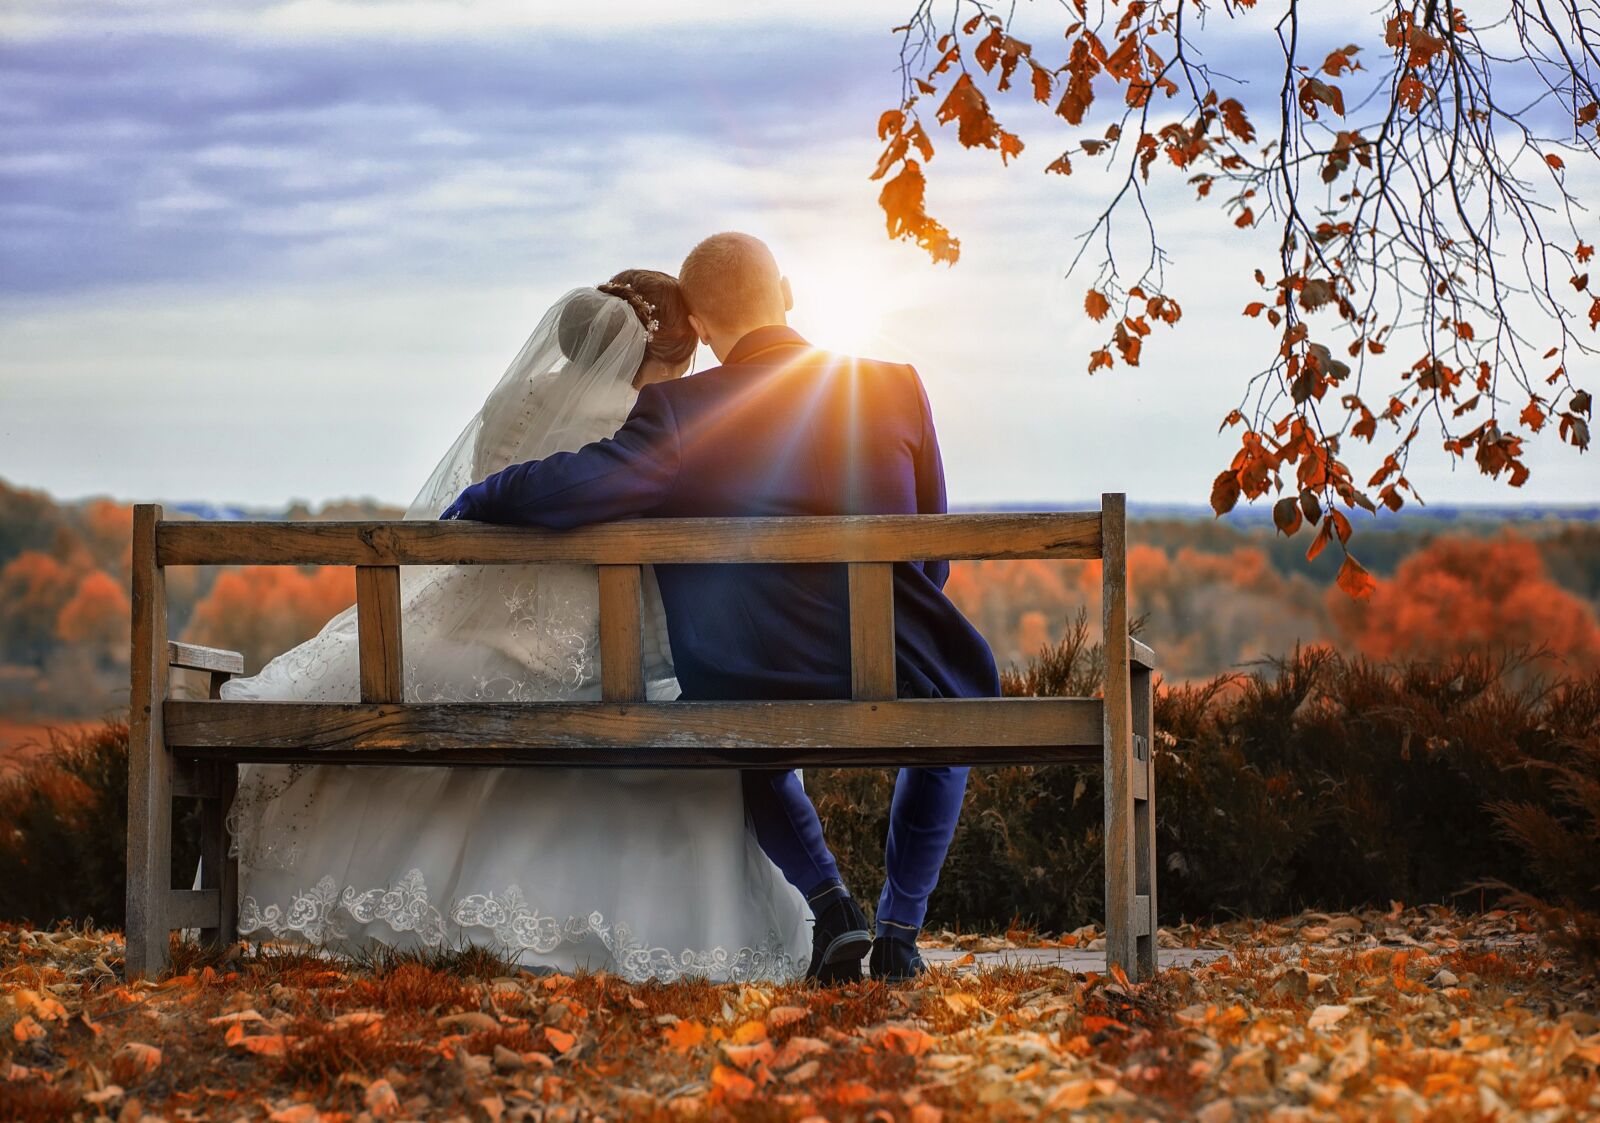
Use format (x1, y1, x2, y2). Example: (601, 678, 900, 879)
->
(784, 250, 924, 359)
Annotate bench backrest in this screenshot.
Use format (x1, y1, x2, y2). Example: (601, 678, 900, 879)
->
(125, 494, 1159, 981)
(144, 498, 1129, 709)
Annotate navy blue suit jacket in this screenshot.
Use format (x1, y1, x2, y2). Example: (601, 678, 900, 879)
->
(445, 326, 999, 702)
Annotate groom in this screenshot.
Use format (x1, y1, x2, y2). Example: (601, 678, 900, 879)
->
(442, 232, 999, 983)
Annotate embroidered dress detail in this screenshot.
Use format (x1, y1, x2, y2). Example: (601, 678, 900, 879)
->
(238, 869, 801, 984)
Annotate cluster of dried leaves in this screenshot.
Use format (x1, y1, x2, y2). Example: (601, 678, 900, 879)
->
(874, 2, 1597, 587)
(3, 906, 1597, 1122)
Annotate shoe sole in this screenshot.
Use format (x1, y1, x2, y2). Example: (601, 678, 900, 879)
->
(822, 929, 873, 966)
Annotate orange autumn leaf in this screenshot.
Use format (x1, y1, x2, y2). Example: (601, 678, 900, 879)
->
(12, 990, 67, 1022)
(242, 1035, 291, 1057)
(877, 1025, 937, 1056)
(111, 1041, 162, 1082)
(710, 1064, 757, 1101)
(877, 160, 959, 264)
(729, 1020, 769, 1044)
(721, 1040, 776, 1070)
(544, 1026, 576, 1054)
(936, 72, 1002, 150)
(1085, 289, 1111, 320)
(771, 1036, 830, 1071)
(226, 1023, 290, 1056)
(1336, 554, 1377, 600)
(662, 1019, 707, 1053)
(1081, 1014, 1129, 1034)
(831, 1081, 877, 1105)
(1307, 518, 1333, 562)
(364, 1078, 401, 1118)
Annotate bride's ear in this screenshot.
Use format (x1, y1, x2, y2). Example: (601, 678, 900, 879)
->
(780, 276, 794, 313)
(688, 312, 713, 346)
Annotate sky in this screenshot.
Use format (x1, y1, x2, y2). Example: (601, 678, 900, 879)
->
(1, 0, 1595, 512)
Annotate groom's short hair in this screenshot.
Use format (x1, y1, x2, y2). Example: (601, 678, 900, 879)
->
(680, 232, 784, 329)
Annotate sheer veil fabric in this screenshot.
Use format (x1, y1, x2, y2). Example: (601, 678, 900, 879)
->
(220, 290, 810, 982)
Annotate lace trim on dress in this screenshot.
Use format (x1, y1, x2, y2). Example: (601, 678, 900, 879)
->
(237, 868, 800, 984)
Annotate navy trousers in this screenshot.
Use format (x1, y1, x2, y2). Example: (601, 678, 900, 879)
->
(742, 765, 969, 932)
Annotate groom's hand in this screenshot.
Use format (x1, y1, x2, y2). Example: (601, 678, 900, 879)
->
(439, 489, 477, 521)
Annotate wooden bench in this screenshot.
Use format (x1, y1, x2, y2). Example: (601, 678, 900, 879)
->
(126, 494, 1158, 980)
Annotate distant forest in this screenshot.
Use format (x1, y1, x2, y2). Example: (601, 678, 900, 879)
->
(2, 477, 1597, 724)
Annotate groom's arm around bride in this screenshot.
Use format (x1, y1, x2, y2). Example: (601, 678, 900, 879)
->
(442, 232, 1000, 984)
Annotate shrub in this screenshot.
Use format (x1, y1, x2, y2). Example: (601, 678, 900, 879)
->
(1485, 675, 1600, 967)
(0, 721, 199, 926)
(813, 636, 1596, 933)
(3, 648, 1596, 945)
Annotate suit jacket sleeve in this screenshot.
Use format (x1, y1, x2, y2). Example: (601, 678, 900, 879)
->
(445, 384, 681, 529)
(907, 366, 951, 589)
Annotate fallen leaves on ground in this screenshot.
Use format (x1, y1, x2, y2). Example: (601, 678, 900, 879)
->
(0, 907, 1597, 1121)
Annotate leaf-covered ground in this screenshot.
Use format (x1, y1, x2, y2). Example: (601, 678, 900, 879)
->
(2, 907, 1597, 1122)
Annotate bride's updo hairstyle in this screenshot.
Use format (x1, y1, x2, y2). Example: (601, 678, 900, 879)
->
(556, 269, 696, 370)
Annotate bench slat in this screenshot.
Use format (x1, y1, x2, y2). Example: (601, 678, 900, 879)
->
(169, 888, 221, 930)
(598, 565, 645, 703)
(1130, 637, 1157, 672)
(849, 562, 896, 701)
(156, 513, 1103, 567)
(356, 566, 405, 703)
(167, 641, 245, 675)
(164, 699, 1105, 766)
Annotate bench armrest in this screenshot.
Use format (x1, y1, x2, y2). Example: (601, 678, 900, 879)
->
(1129, 637, 1157, 672)
(167, 641, 245, 676)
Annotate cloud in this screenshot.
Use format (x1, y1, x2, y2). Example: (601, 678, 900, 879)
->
(0, 0, 916, 40)
(0, 29, 891, 294)
(1, 10, 1594, 511)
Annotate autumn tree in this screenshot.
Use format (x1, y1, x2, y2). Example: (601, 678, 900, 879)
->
(0, 552, 79, 666)
(946, 545, 1329, 677)
(874, 1, 1595, 595)
(55, 571, 131, 666)
(184, 566, 355, 673)
(1329, 532, 1600, 668)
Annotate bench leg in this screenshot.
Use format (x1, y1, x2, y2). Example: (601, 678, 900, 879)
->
(1131, 664, 1158, 980)
(198, 761, 239, 950)
(126, 503, 171, 979)
(1101, 493, 1142, 980)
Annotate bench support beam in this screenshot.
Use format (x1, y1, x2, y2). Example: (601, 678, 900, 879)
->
(356, 565, 404, 704)
(1131, 664, 1158, 977)
(849, 562, 896, 701)
(598, 565, 646, 703)
(126, 504, 172, 979)
(1102, 492, 1151, 981)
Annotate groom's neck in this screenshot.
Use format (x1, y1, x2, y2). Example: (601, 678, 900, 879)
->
(709, 316, 788, 363)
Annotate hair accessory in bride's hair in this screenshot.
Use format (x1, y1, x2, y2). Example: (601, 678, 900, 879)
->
(597, 281, 661, 342)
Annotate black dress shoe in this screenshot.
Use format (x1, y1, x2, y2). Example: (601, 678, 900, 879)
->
(869, 927, 927, 983)
(803, 883, 872, 984)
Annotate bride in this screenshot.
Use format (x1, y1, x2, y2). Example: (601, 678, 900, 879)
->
(220, 271, 810, 982)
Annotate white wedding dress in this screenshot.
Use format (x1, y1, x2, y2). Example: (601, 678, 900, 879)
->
(220, 289, 810, 982)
